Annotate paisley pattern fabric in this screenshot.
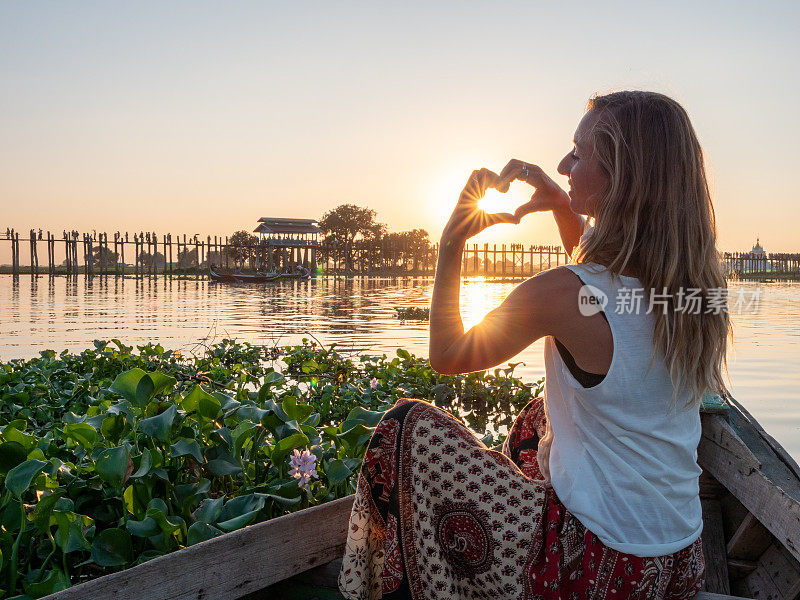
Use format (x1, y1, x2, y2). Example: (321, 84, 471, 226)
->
(339, 398, 705, 600)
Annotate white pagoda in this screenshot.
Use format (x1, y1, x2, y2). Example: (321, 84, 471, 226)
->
(750, 237, 766, 257)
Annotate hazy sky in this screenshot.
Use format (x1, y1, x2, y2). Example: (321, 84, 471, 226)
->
(1, 1, 798, 254)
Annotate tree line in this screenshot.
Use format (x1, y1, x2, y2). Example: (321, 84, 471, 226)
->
(54, 204, 430, 272)
(227, 204, 430, 273)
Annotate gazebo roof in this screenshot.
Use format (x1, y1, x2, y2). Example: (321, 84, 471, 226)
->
(253, 218, 322, 235)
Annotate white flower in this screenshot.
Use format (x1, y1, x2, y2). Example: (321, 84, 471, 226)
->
(289, 448, 318, 487)
(369, 378, 379, 390)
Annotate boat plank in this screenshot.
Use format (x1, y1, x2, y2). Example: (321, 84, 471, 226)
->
(726, 394, 800, 483)
(307, 558, 344, 589)
(720, 493, 751, 545)
(695, 594, 755, 600)
(700, 470, 728, 499)
(743, 544, 800, 600)
(701, 498, 731, 594)
(726, 558, 757, 579)
(698, 415, 800, 564)
(727, 513, 772, 561)
(729, 408, 800, 504)
(42, 496, 355, 600)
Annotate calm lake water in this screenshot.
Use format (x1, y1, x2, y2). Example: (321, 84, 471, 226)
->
(1, 274, 798, 462)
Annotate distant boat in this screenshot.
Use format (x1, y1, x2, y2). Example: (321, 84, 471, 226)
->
(208, 266, 311, 283)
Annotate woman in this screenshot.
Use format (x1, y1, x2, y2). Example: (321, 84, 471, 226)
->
(339, 91, 731, 599)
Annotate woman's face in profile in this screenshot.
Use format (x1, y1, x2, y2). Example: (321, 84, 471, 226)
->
(557, 109, 609, 218)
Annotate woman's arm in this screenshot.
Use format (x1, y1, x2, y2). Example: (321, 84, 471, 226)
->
(428, 167, 568, 375)
(429, 250, 562, 374)
(554, 204, 587, 258)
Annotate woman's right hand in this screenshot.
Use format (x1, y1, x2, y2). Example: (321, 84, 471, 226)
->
(440, 168, 519, 244)
(496, 159, 571, 221)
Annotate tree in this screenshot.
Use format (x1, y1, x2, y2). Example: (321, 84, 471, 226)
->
(228, 230, 259, 268)
(91, 246, 119, 270)
(319, 204, 386, 273)
(383, 229, 430, 272)
(177, 248, 198, 268)
(137, 251, 166, 267)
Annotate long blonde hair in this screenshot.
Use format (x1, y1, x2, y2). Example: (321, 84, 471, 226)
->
(573, 90, 732, 406)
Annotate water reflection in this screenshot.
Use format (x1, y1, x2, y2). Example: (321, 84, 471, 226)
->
(1, 275, 799, 461)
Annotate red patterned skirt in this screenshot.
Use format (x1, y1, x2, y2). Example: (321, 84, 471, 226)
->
(339, 398, 705, 600)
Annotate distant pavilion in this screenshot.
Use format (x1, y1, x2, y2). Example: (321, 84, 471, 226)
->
(252, 217, 322, 271)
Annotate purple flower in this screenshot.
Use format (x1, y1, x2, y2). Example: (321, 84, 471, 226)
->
(369, 378, 379, 390)
(289, 448, 318, 487)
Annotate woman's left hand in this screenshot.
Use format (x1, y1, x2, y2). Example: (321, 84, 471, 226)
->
(496, 159, 570, 219)
(441, 168, 519, 244)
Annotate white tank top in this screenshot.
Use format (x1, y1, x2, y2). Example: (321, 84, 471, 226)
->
(541, 260, 703, 557)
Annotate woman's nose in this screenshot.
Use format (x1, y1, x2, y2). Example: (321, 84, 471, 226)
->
(557, 154, 572, 177)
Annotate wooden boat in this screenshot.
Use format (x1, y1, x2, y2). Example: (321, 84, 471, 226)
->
(276, 267, 312, 281)
(208, 266, 281, 283)
(42, 393, 800, 600)
(208, 266, 311, 283)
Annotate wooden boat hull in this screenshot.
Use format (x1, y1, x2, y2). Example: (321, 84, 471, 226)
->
(276, 271, 311, 281)
(208, 267, 290, 283)
(42, 396, 800, 600)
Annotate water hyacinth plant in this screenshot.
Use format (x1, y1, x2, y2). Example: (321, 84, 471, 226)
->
(289, 448, 318, 487)
(394, 307, 430, 321)
(0, 338, 542, 597)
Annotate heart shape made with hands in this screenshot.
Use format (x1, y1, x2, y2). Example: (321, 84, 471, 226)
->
(478, 186, 524, 218)
(479, 177, 546, 225)
(481, 166, 568, 225)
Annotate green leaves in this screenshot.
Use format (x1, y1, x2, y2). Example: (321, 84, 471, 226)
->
(95, 445, 132, 488)
(101, 414, 127, 442)
(5, 459, 47, 498)
(91, 528, 133, 567)
(146, 499, 185, 537)
(193, 496, 225, 524)
(215, 494, 265, 531)
(0, 441, 27, 474)
(206, 453, 242, 477)
(138, 404, 177, 442)
(1, 426, 37, 453)
(282, 396, 313, 423)
(271, 433, 309, 469)
(342, 406, 387, 430)
(0, 337, 539, 598)
(109, 368, 146, 404)
(170, 438, 204, 463)
(130, 448, 152, 478)
(187, 522, 224, 545)
(23, 566, 70, 596)
(31, 490, 65, 532)
(63, 422, 98, 449)
(110, 368, 176, 407)
(53, 510, 93, 553)
(181, 385, 222, 419)
(325, 459, 352, 487)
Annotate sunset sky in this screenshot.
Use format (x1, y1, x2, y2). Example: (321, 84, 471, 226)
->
(1, 1, 798, 258)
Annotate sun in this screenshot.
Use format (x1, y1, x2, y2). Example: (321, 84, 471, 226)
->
(428, 167, 527, 227)
(478, 188, 519, 216)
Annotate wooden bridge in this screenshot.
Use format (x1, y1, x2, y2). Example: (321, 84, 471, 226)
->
(721, 251, 800, 280)
(2, 230, 798, 280)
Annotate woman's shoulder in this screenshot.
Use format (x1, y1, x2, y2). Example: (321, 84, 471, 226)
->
(528, 265, 585, 291)
(521, 266, 613, 355)
(533, 264, 599, 289)
(515, 267, 591, 324)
